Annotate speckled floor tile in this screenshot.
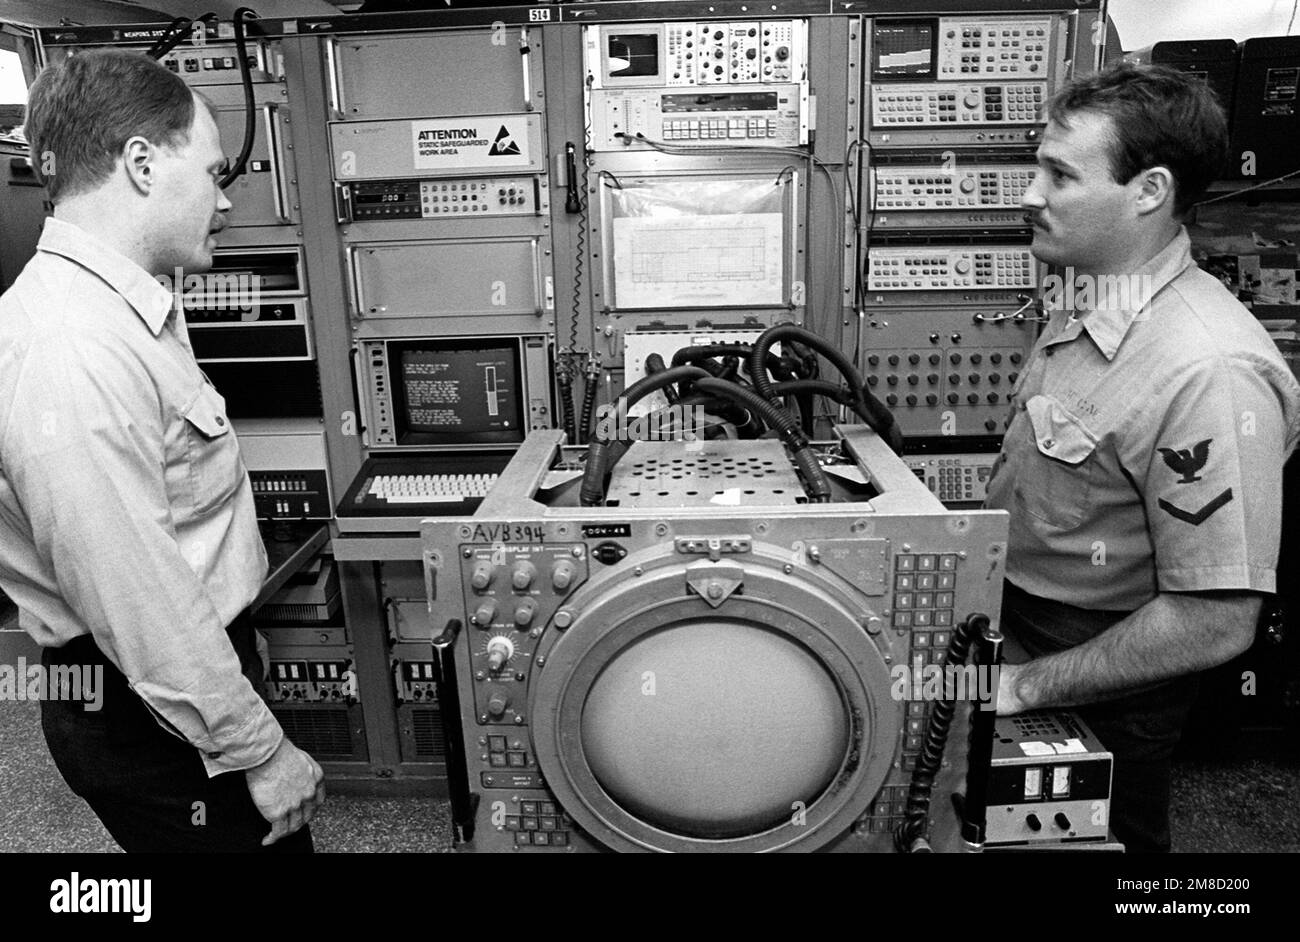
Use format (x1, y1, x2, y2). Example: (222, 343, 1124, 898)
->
(4, 694, 1297, 853)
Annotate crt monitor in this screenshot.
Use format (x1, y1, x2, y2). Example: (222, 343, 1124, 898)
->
(387, 337, 525, 447)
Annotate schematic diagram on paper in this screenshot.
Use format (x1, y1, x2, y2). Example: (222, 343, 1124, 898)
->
(612, 213, 785, 308)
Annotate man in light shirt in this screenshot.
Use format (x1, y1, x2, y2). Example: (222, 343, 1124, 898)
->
(986, 64, 1300, 852)
(0, 50, 324, 851)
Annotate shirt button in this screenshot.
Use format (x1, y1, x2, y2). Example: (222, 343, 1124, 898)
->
(1041, 438, 1055, 449)
(215, 416, 226, 427)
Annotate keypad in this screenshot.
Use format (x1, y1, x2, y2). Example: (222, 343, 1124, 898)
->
(892, 554, 958, 634)
(503, 799, 574, 848)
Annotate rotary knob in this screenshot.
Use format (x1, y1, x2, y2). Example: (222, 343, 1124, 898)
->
(472, 599, 497, 628)
(470, 561, 495, 590)
(511, 560, 537, 591)
(959, 178, 976, 194)
(551, 559, 576, 591)
(514, 598, 537, 627)
(954, 258, 972, 275)
(486, 689, 511, 718)
(486, 636, 515, 673)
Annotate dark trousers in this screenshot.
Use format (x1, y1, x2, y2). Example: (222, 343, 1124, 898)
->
(40, 613, 313, 853)
(1000, 581, 1199, 854)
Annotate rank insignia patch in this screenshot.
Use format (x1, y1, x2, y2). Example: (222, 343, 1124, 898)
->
(1158, 488, 1233, 525)
(1157, 438, 1212, 484)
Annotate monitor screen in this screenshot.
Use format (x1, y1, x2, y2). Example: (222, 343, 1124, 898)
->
(871, 20, 937, 81)
(388, 337, 525, 446)
(607, 33, 660, 78)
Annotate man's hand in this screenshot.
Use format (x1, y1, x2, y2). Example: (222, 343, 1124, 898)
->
(995, 591, 1261, 714)
(245, 738, 326, 846)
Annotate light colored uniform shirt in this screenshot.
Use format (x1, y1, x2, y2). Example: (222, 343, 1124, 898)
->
(0, 217, 282, 776)
(985, 227, 1300, 611)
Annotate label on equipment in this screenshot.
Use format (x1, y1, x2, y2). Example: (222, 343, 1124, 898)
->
(411, 116, 533, 171)
(582, 523, 632, 538)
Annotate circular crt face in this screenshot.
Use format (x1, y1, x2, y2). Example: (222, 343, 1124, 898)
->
(579, 620, 849, 839)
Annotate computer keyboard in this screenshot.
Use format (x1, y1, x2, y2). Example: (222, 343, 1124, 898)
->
(336, 453, 510, 532)
(366, 472, 497, 504)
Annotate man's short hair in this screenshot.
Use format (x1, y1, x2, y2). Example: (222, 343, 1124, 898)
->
(24, 50, 198, 203)
(1047, 63, 1230, 217)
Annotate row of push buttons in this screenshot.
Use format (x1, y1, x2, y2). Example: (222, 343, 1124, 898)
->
(252, 478, 310, 492)
(166, 56, 253, 73)
(516, 830, 568, 846)
(895, 591, 955, 610)
(896, 553, 958, 572)
(915, 628, 956, 649)
(895, 570, 957, 591)
(913, 631, 953, 656)
(663, 118, 778, 140)
(893, 609, 954, 628)
(956, 27, 1048, 39)
(506, 814, 563, 830)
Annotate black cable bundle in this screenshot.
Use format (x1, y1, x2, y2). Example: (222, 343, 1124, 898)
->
(579, 366, 710, 506)
(894, 612, 991, 854)
(748, 324, 904, 453)
(218, 9, 258, 190)
(579, 364, 598, 446)
(557, 366, 576, 444)
(577, 321, 906, 506)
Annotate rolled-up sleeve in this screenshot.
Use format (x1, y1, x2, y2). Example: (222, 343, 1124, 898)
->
(3, 329, 282, 775)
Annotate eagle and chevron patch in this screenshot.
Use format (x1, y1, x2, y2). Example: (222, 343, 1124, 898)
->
(1155, 438, 1233, 525)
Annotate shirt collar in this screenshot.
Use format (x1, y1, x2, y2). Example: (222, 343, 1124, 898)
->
(36, 217, 176, 335)
(1067, 227, 1194, 361)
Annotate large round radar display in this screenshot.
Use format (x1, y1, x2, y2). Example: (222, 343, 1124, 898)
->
(527, 557, 898, 852)
(580, 621, 848, 838)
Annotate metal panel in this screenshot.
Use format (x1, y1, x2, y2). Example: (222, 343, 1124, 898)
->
(329, 28, 543, 119)
(350, 238, 544, 319)
(605, 439, 807, 508)
(208, 87, 301, 228)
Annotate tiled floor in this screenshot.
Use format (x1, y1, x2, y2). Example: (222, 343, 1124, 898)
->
(1, 697, 1296, 853)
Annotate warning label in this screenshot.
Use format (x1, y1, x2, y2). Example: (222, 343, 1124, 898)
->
(489, 125, 521, 156)
(411, 116, 531, 171)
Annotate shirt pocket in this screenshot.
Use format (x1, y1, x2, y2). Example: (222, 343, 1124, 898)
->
(1015, 394, 1099, 531)
(181, 383, 244, 516)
